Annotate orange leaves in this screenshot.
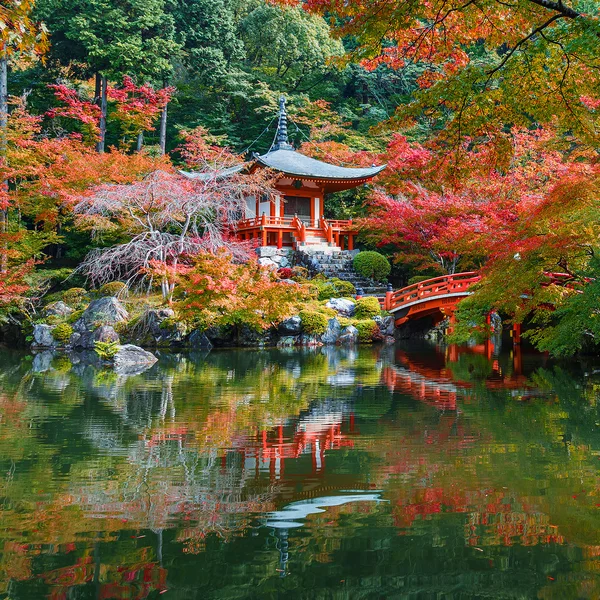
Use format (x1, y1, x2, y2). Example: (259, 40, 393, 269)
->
(178, 251, 311, 331)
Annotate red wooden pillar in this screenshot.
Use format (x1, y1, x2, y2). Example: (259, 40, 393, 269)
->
(348, 235, 354, 251)
(513, 344, 522, 375)
(277, 229, 283, 249)
(513, 323, 522, 345)
(385, 288, 394, 311)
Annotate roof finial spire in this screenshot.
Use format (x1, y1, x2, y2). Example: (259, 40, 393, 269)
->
(272, 96, 293, 151)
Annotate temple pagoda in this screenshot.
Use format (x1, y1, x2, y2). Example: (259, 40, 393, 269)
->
(185, 97, 385, 251)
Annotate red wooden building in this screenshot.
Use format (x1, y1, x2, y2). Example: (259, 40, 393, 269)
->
(186, 98, 385, 251)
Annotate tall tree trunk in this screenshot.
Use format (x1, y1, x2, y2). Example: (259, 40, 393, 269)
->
(159, 101, 168, 155)
(96, 74, 107, 153)
(0, 51, 8, 273)
(136, 131, 144, 152)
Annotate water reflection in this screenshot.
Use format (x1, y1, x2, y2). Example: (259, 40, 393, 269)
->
(0, 342, 599, 598)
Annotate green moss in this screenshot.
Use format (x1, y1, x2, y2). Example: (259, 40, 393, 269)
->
(46, 315, 61, 326)
(299, 310, 329, 335)
(353, 251, 391, 282)
(67, 309, 84, 324)
(51, 323, 73, 344)
(355, 296, 382, 319)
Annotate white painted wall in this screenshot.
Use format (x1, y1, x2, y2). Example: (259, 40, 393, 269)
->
(314, 197, 321, 224)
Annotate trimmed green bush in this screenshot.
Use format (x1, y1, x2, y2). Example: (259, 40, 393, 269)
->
(355, 319, 379, 343)
(51, 323, 73, 343)
(353, 251, 391, 282)
(355, 296, 381, 319)
(316, 278, 356, 301)
(99, 281, 126, 297)
(299, 310, 329, 335)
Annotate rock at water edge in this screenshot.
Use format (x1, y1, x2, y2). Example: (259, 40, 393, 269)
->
(113, 344, 158, 374)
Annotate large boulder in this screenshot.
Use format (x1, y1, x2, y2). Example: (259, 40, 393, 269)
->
(32, 324, 56, 348)
(238, 325, 276, 347)
(338, 325, 359, 345)
(44, 301, 73, 318)
(71, 325, 119, 349)
(321, 318, 342, 345)
(374, 315, 395, 337)
(189, 330, 213, 350)
(141, 308, 187, 347)
(76, 297, 129, 331)
(113, 344, 158, 374)
(326, 298, 356, 317)
(278, 316, 302, 336)
(205, 325, 235, 347)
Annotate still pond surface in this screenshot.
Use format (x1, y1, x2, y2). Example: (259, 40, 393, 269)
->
(0, 341, 599, 599)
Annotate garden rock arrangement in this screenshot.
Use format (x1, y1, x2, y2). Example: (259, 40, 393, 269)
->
(30, 289, 397, 355)
(296, 249, 389, 296)
(255, 247, 295, 270)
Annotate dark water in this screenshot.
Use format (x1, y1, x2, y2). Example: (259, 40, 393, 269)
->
(0, 341, 599, 599)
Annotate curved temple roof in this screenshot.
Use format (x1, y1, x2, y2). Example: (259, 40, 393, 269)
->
(255, 148, 386, 181)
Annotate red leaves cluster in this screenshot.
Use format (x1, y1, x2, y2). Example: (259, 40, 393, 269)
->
(361, 126, 588, 274)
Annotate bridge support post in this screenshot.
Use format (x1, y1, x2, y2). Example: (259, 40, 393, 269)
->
(512, 323, 522, 345)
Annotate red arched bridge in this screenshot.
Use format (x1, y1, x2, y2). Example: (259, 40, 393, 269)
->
(380, 272, 481, 327)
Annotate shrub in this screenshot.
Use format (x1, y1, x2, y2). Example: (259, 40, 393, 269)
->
(276, 267, 293, 279)
(316, 278, 356, 301)
(51, 323, 73, 344)
(46, 315, 61, 326)
(291, 266, 309, 281)
(408, 275, 434, 286)
(353, 251, 391, 282)
(61, 288, 89, 307)
(94, 340, 120, 360)
(299, 310, 329, 335)
(355, 319, 379, 343)
(99, 281, 127, 297)
(355, 296, 381, 319)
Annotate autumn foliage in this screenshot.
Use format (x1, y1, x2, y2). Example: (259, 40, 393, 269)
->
(178, 251, 312, 331)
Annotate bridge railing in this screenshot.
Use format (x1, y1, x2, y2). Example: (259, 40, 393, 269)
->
(384, 272, 481, 312)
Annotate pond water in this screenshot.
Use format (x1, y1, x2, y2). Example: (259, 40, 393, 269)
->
(0, 341, 599, 599)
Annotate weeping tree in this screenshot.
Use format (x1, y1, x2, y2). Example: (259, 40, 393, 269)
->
(74, 166, 271, 300)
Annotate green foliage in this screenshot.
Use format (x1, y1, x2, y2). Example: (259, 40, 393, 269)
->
(353, 251, 391, 282)
(316, 277, 356, 301)
(447, 296, 491, 345)
(524, 260, 600, 357)
(67, 309, 84, 324)
(299, 310, 329, 335)
(99, 281, 126, 297)
(61, 288, 89, 307)
(354, 319, 378, 343)
(354, 296, 381, 319)
(51, 323, 73, 343)
(94, 340, 120, 360)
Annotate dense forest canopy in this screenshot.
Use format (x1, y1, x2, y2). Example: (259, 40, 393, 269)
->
(0, 0, 599, 355)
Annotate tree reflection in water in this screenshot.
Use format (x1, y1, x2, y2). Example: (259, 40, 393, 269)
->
(0, 342, 598, 598)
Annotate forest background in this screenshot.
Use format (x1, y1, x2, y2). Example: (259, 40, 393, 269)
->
(2, 0, 600, 356)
